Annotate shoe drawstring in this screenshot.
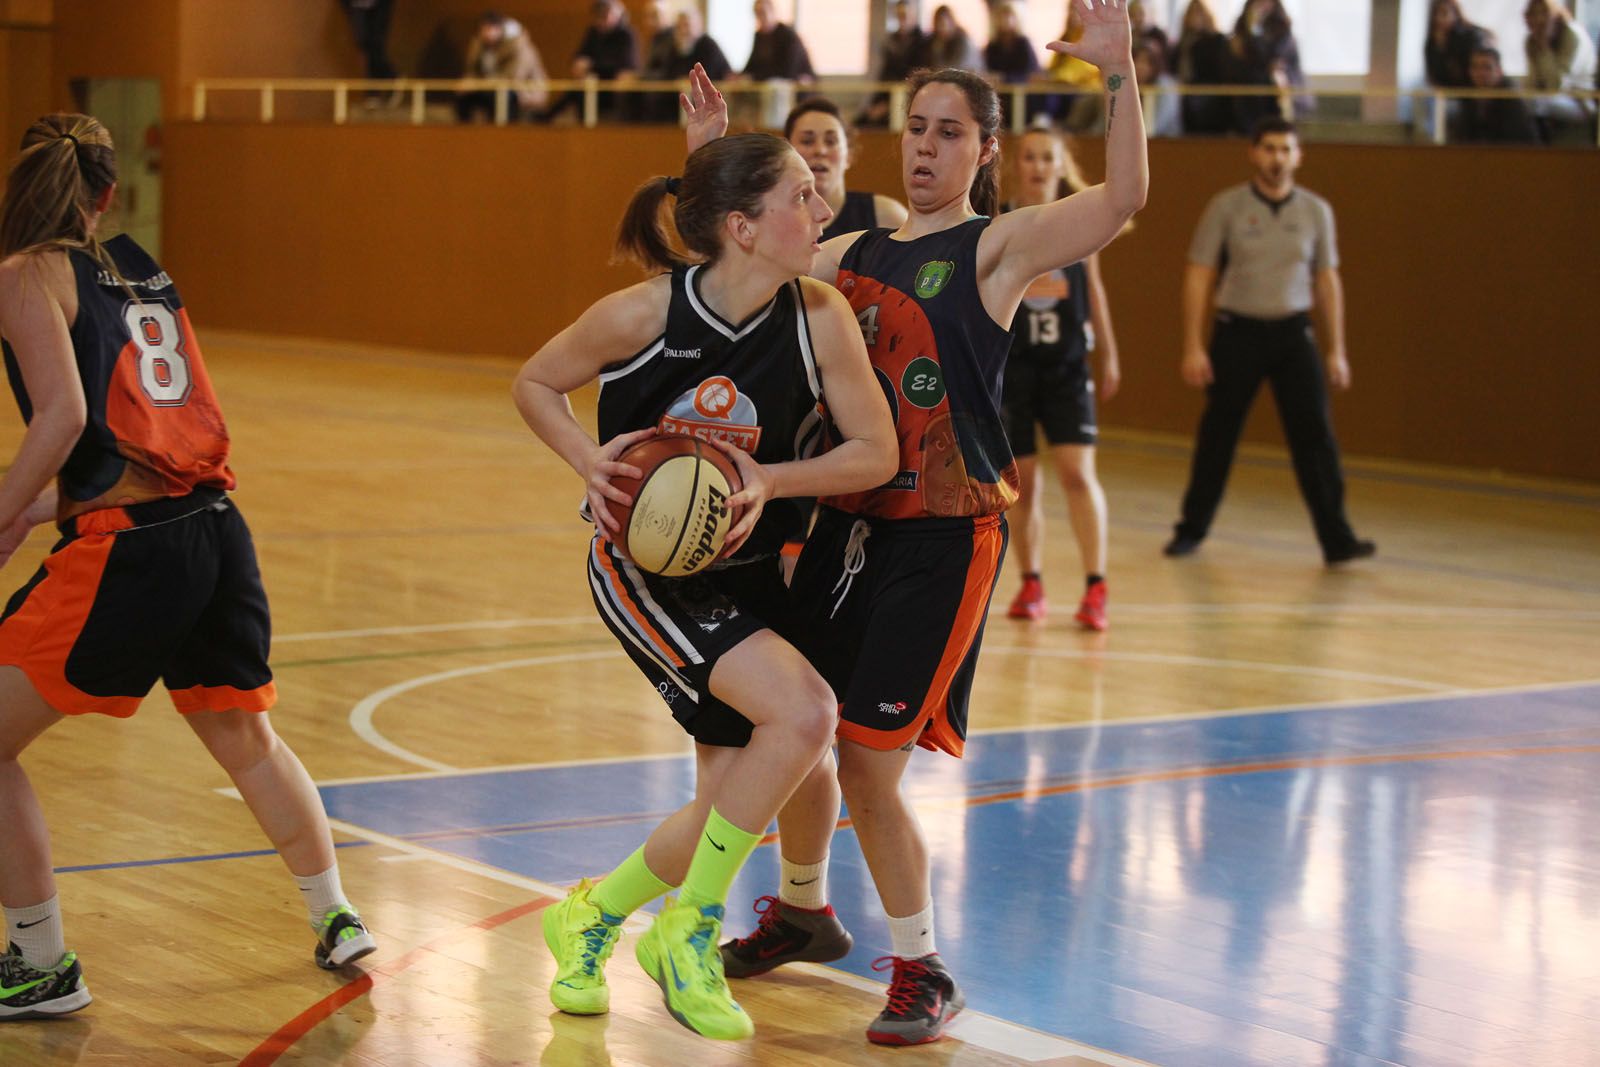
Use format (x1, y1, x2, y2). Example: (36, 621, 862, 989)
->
(829, 520, 872, 618)
(872, 955, 935, 1018)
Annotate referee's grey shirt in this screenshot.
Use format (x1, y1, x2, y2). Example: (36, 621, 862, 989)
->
(1187, 183, 1339, 321)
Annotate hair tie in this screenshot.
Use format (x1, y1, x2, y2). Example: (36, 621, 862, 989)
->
(61, 133, 79, 147)
(665, 176, 681, 196)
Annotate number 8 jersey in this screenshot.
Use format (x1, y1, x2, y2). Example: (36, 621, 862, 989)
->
(824, 217, 1019, 520)
(2, 235, 236, 518)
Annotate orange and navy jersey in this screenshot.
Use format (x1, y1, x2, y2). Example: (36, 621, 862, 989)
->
(1, 235, 235, 519)
(824, 218, 1019, 521)
(593, 264, 825, 561)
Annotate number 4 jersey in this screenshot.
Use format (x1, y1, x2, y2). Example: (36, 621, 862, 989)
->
(825, 218, 1019, 520)
(2, 235, 236, 518)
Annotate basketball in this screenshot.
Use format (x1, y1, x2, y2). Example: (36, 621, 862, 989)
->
(607, 434, 744, 577)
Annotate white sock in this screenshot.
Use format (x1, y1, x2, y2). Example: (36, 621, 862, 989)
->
(778, 856, 828, 911)
(5, 896, 66, 969)
(887, 902, 935, 960)
(294, 866, 350, 929)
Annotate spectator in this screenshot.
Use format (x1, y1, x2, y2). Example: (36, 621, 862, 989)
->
(985, 2, 1041, 127)
(1453, 46, 1544, 143)
(859, 0, 932, 127)
(1136, 38, 1183, 137)
(1225, 0, 1308, 134)
(340, 0, 399, 109)
(1425, 0, 1492, 88)
(1166, 117, 1374, 566)
(1173, 0, 1232, 134)
(1523, 0, 1597, 134)
(667, 9, 731, 83)
(544, 0, 638, 122)
(627, 0, 676, 123)
(1045, 7, 1103, 131)
(743, 0, 815, 83)
(1130, 0, 1172, 60)
(928, 4, 983, 72)
(455, 11, 548, 123)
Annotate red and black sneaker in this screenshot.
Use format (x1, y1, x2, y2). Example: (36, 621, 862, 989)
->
(866, 953, 965, 1045)
(718, 895, 853, 978)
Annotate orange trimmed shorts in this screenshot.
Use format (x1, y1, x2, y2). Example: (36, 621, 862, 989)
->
(0, 487, 276, 717)
(789, 506, 1007, 758)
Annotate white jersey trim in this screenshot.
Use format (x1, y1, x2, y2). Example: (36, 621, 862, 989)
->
(684, 264, 776, 341)
(597, 337, 666, 385)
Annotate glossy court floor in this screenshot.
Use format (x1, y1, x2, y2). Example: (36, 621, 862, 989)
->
(1, 334, 1596, 1067)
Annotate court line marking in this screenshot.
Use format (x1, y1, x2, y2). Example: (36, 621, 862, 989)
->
(294, 819, 1111, 1065)
(343, 648, 1459, 774)
(273, 603, 1600, 648)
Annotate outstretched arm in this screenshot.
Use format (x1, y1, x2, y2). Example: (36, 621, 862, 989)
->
(979, 0, 1148, 321)
(682, 63, 727, 155)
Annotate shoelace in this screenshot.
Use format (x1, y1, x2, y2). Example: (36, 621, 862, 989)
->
(685, 909, 728, 989)
(576, 921, 617, 975)
(872, 955, 936, 1018)
(731, 895, 784, 947)
(829, 519, 873, 618)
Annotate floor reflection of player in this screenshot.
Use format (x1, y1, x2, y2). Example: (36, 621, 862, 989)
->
(512, 124, 895, 1040)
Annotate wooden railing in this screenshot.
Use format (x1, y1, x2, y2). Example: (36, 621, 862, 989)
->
(190, 77, 1600, 146)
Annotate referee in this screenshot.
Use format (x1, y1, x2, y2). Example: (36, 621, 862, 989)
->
(1165, 117, 1374, 565)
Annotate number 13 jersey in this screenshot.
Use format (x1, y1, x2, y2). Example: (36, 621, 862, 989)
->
(2, 235, 235, 519)
(824, 218, 1019, 520)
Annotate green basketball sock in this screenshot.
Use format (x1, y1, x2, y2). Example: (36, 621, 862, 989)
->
(679, 807, 762, 910)
(590, 845, 675, 918)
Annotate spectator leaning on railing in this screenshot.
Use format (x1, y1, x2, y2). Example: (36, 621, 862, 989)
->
(1226, 0, 1308, 133)
(1453, 46, 1543, 144)
(1522, 0, 1597, 133)
(1136, 38, 1183, 138)
(546, 0, 638, 122)
(455, 11, 548, 123)
(742, 0, 816, 83)
(985, 1, 1041, 126)
(1046, 7, 1106, 132)
(1173, 0, 1232, 135)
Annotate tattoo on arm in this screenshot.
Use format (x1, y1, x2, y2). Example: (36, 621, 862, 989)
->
(1106, 73, 1121, 136)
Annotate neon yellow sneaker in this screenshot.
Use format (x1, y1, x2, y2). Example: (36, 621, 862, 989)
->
(542, 878, 623, 1015)
(634, 896, 753, 1040)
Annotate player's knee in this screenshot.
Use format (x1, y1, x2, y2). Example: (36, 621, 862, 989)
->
(198, 711, 278, 775)
(787, 681, 838, 757)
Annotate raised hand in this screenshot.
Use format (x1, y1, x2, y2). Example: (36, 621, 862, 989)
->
(682, 63, 728, 155)
(1044, 0, 1133, 72)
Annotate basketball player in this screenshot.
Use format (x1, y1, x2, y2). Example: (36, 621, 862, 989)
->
(1001, 128, 1125, 631)
(690, 0, 1148, 1043)
(512, 130, 896, 1039)
(0, 114, 375, 1021)
(779, 97, 908, 572)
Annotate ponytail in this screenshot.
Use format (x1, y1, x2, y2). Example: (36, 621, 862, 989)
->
(613, 176, 689, 273)
(0, 114, 118, 264)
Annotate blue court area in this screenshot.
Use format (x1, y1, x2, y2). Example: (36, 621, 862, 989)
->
(320, 686, 1600, 1067)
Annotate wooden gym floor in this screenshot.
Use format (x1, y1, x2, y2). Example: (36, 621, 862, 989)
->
(1, 332, 1595, 1066)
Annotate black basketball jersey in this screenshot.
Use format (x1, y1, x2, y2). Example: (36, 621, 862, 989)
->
(1009, 261, 1090, 364)
(827, 218, 1018, 520)
(2, 235, 235, 519)
(822, 190, 878, 242)
(595, 264, 824, 562)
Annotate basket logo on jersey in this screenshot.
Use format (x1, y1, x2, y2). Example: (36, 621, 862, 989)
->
(1021, 269, 1070, 311)
(900, 357, 946, 410)
(122, 300, 193, 407)
(658, 375, 762, 451)
(913, 260, 955, 299)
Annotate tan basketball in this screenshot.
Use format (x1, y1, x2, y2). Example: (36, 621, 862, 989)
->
(607, 435, 744, 577)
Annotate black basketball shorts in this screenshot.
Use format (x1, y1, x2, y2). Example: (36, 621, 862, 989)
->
(1001, 354, 1097, 456)
(0, 487, 276, 717)
(587, 536, 796, 747)
(788, 506, 1007, 758)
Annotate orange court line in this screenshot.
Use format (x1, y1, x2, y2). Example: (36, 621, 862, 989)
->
(239, 896, 554, 1066)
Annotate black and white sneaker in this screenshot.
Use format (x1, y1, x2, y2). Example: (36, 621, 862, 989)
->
(313, 906, 377, 970)
(0, 943, 91, 1019)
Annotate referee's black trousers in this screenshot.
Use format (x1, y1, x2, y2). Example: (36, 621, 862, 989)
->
(1174, 312, 1357, 556)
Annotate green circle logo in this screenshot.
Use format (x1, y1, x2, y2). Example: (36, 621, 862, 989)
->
(901, 357, 946, 409)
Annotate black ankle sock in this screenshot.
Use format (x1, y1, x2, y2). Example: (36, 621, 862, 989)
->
(1023, 572, 1042, 583)
(1085, 574, 1104, 589)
